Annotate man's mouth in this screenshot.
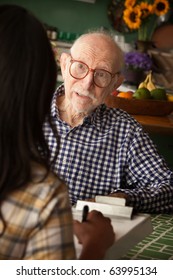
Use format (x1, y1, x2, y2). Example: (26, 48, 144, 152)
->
(75, 91, 91, 99)
(76, 92, 84, 96)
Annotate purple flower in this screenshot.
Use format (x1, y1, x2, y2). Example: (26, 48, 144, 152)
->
(125, 52, 152, 71)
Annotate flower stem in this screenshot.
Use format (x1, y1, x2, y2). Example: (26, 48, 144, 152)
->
(138, 14, 158, 41)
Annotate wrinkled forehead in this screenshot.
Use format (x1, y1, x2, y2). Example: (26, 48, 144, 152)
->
(71, 34, 122, 71)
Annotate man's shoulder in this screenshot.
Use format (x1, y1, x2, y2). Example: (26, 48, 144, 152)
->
(56, 83, 65, 95)
(92, 105, 142, 134)
(102, 105, 139, 125)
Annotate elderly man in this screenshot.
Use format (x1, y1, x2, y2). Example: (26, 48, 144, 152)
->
(43, 31, 173, 213)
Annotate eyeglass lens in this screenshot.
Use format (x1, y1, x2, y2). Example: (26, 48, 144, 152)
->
(70, 60, 114, 88)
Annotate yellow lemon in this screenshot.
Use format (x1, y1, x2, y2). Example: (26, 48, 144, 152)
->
(167, 94, 173, 102)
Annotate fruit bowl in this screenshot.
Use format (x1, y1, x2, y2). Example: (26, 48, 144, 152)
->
(105, 95, 173, 116)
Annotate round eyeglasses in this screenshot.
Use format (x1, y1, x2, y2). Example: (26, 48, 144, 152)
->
(69, 58, 120, 88)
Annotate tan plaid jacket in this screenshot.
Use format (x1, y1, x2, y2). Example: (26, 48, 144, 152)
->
(0, 162, 76, 259)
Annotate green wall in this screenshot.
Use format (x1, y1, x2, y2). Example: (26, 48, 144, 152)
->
(0, 0, 136, 42)
(0, 0, 172, 41)
(0, 0, 112, 34)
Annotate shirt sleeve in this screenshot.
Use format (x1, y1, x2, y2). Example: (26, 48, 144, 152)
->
(116, 127, 173, 213)
(24, 181, 76, 260)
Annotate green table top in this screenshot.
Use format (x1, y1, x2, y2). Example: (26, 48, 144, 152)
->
(121, 214, 173, 260)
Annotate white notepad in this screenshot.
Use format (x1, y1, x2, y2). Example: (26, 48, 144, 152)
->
(95, 195, 126, 206)
(73, 197, 153, 259)
(75, 198, 133, 219)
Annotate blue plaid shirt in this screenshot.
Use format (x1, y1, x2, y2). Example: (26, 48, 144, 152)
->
(43, 84, 173, 213)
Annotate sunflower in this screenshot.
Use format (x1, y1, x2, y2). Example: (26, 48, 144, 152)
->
(138, 2, 153, 19)
(123, 5, 142, 30)
(153, 0, 170, 16)
(124, 0, 136, 8)
(120, 0, 170, 40)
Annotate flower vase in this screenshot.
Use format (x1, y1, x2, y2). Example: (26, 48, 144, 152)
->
(136, 40, 155, 53)
(123, 68, 145, 86)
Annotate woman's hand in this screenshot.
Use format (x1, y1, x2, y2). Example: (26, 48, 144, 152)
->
(73, 210, 115, 259)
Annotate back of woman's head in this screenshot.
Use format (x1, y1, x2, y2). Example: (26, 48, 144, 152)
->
(0, 5, 57, 197)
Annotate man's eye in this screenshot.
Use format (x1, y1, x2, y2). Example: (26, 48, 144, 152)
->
(77, 63, 85, 70)
(96, 71, 106, 78)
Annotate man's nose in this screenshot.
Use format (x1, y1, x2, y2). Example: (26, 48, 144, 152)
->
(81, 71, 94, 89)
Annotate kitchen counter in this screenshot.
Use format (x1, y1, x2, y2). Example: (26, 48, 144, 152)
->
(132, 113, 173, 135)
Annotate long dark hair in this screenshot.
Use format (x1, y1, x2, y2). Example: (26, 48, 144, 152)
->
(0, 5, 57, 199)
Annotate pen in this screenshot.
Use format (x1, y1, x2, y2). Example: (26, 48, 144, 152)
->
(82, 205, 89, 222)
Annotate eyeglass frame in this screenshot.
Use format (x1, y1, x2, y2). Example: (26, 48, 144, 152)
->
(69, 57, 120, 88)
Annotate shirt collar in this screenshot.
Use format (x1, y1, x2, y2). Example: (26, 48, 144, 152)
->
(50, 84, 64, 118)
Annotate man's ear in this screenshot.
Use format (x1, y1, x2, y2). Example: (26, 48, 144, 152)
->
(60, 52, 69, 80)
(109, 74, 124, 95)
(113, 73, 124, 90)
